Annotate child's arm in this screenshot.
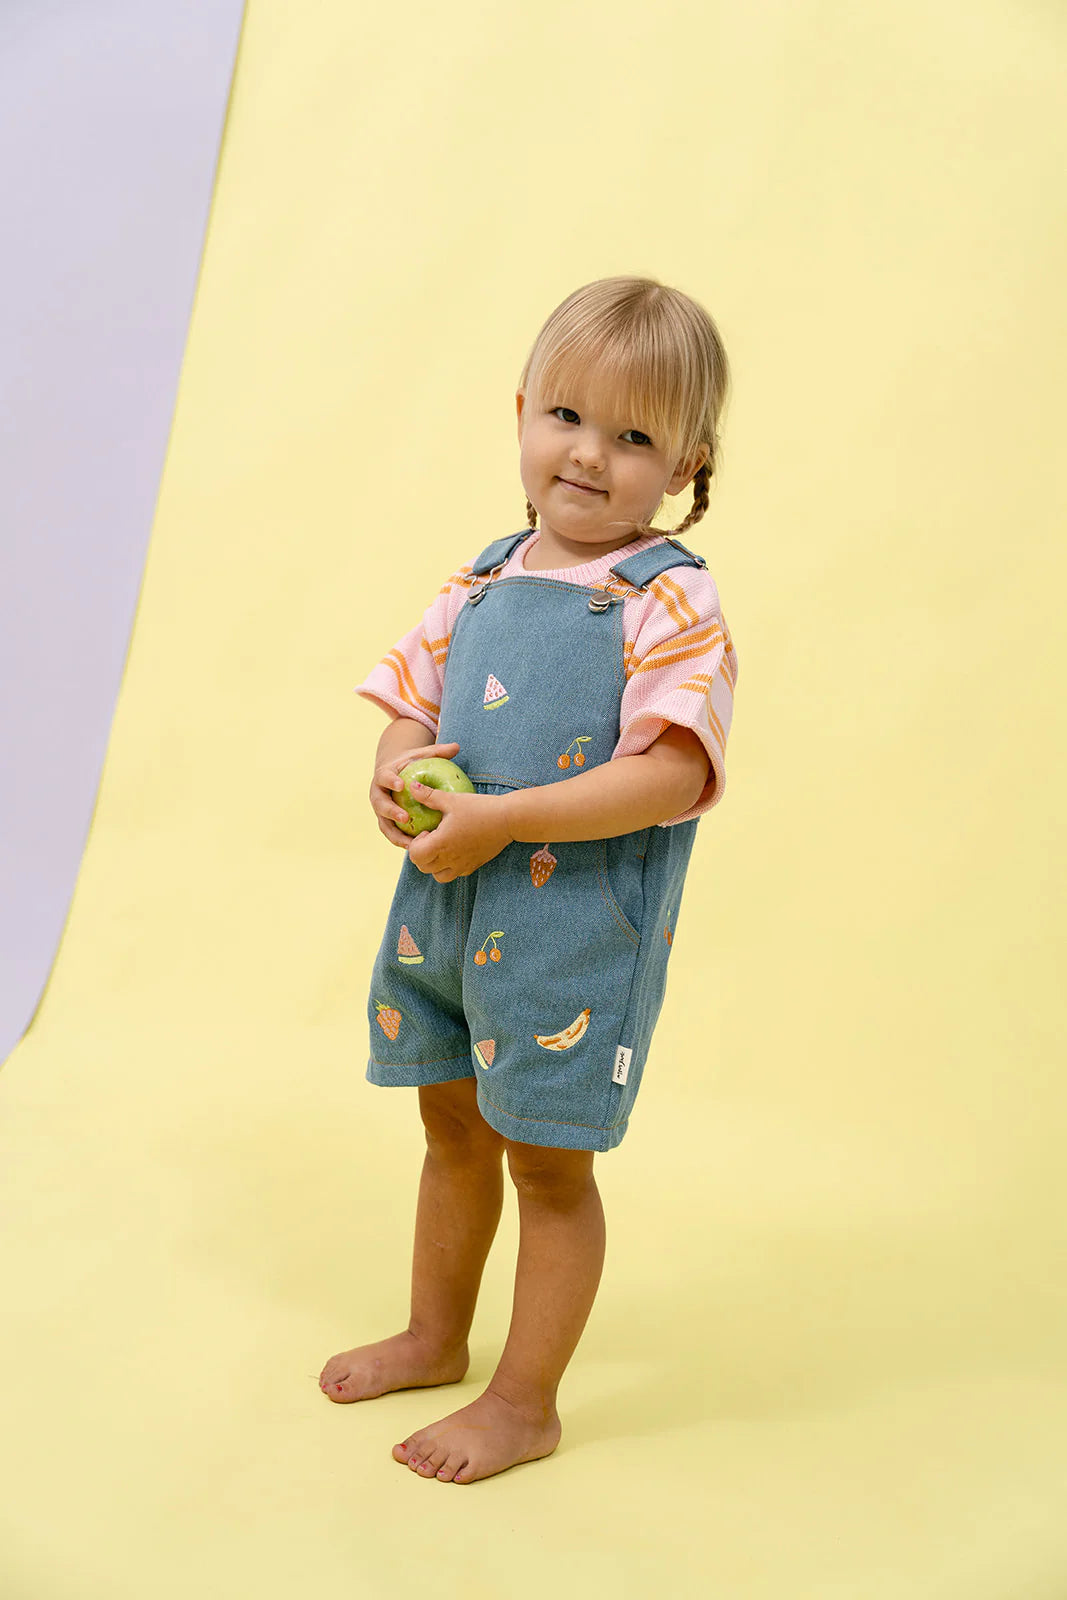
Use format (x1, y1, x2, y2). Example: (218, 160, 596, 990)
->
(406, 723, 709, 882)
(506, 722, 709, 839)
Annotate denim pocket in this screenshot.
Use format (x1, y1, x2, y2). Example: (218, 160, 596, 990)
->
(600, 830, 650, 946)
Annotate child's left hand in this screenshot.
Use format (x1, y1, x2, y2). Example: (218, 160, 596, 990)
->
(406, 786, 514, 882)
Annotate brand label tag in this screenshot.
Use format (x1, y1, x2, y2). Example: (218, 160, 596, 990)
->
(612, 1046, 632, 1085)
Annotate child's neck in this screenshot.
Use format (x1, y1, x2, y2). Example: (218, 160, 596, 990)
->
(522, 525, 650, 573)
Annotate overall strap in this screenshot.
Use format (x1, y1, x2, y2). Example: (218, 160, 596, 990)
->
(470, 529, 535, 575)
(609, 535, 707, 591)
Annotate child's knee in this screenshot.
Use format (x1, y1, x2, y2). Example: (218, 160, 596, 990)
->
(504, 1140, 595, 1198)
(419, 1078, 505, 1157)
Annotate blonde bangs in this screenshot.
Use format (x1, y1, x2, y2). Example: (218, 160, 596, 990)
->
(518, 277, 727, 470)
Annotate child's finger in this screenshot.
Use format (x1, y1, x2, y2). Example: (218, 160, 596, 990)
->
(406, 741, 460, 760)
(371, 786, 412, 825)
(407, 781, 447, 811)
(378, 743, 461, 795)
(378, 815, 413, 848)
(392, 743, 460, 772)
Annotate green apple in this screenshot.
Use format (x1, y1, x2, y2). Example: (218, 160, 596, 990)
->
(394, 756, 475, 836)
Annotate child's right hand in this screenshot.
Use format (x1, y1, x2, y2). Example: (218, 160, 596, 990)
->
(370, 740, 461, 848)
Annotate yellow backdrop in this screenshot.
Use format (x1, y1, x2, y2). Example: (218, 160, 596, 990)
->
(3, 1, 1066, 1594)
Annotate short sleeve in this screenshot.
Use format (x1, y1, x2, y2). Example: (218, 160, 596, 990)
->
(353, 562, 475, 736)
(614, 568, 739, 825)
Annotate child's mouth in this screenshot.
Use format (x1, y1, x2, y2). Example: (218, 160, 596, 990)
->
(558, 478, 605, 495)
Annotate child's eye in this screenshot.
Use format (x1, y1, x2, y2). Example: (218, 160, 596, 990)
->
(553, 407, 580, 424)
(623, 428, 653, 446)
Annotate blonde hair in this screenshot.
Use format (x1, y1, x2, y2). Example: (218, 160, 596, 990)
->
(517, 275, 731, 539)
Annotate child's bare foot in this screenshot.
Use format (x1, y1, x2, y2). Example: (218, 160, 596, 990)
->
(319, 1331, 468, 1403)
(393, 1388, 562, 1484)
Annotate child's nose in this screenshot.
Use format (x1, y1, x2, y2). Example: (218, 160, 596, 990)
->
(571, 431, 606, 469)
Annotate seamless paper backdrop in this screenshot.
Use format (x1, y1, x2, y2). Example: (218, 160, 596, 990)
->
(0, 0, 245, 1061)
(1, 2, 1066, 1596)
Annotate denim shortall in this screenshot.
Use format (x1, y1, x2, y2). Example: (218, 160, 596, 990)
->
(366, 528, 707, 1152)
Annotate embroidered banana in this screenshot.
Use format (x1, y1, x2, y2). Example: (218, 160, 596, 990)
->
(535, 1008, 591, 1052)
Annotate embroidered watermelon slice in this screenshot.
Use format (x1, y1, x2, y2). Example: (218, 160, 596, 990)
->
(483, 672, 509, 709)
(473, 1038, 496, 1071)
(397, 925, 424, 965)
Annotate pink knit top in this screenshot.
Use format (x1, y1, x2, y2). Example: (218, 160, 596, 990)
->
(354, 530, 739, 826)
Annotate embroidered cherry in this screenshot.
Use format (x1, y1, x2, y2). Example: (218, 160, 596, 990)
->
(557, 736, 590, 770)
(474, 931, 505, 966)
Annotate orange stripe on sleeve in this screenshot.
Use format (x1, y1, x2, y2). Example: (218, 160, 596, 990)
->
(631, 624, 723, 675)
(674, 670, 729, 751)
(420, 633, 451, 664)
(647, 577, 691, 630)
(383, 651, 440, 717)
(654, 572, 700, 629)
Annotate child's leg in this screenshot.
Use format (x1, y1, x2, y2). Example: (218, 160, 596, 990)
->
(394, 1141, 606, 1484)
(319, 1078, 506, 1402)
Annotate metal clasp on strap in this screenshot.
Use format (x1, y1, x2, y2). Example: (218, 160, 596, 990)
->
(466, 558, 507, 605)
(587, 592, 613, 613)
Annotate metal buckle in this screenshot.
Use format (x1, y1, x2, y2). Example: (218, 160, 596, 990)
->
(467, 558, 507, 605)
(587, 593, 613, 613)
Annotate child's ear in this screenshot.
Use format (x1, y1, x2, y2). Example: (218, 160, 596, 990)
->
(666, 443, 709, 495)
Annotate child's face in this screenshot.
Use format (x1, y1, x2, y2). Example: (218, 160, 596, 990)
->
(516, 377, 706, 553)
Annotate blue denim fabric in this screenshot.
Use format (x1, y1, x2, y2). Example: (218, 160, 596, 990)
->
(366, 532, 702, 1152)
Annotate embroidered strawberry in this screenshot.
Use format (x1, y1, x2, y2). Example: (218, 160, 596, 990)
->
(374, 1001, 402, 1040)
(530, 845, 557, 887)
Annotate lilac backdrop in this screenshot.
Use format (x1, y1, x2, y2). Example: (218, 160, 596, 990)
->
(0, 0, 245, 1064)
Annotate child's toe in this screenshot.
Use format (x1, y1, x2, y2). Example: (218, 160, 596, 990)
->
(436, 1453, 465, 1482)
(420, 1444, 448, 1476)
(326, 1376, 358, 1402)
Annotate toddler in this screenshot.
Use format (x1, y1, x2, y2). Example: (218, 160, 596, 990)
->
(319, 276, 739, 1485)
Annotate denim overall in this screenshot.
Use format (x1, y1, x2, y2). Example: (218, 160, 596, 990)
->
(366, 529, 708, 1152)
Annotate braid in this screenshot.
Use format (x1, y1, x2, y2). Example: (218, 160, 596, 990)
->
(526, 497, 538, 529)
(670, 460, 712, 537)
